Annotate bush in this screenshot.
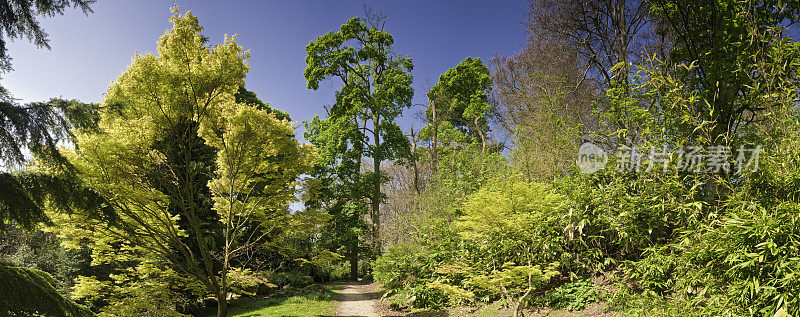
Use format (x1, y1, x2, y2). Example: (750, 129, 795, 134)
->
(374, 244, 434, 291)
(326, 262, 351, 281)
(268, 271, 314, 288)
(539, 279, 599, 311)
(0, 260, 93, 316)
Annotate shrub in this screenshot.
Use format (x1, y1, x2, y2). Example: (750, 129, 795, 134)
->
(539, 279, 599, 311)
(1, 260, 93, 316)
(327, 262, 351, 281)
(268, 271, 314, 288)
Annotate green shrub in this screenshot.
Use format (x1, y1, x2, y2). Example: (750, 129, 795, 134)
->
(0, 260, 93, 316)
(539, 279, 599, 311)
(268, 271, 314, 288)
(374, 244, 435, 292)
(327, 262, 351, 281)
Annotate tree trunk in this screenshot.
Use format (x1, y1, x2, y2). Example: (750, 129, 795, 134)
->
(613, 0, 630, 90)
(372, 115, 382, 254)
(219, 239, 230, 317)
(410, 128, 420, 194)
(216, 293, 227, 317)
(349, 252, 359, 281)
(431, 102, 439, 171)
(513, 287, 533, 317)
(474, 116, 486, 152)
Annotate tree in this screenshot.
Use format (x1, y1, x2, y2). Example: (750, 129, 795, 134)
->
(199, 96, 315, 316)
(51, 9, 314, 316)
(304, 13, 414, 255)
(422, 57, 493, 157)
(0, 0, 105, 231)
(528, 0, 656, 89)
(303, 174, 369, 280)
(491, 36, 596, 180)
(648, 0, 800, 144)
(0, 0, 94, 73)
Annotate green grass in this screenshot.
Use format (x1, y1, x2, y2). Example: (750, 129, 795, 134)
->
(204, 289, 337, 317)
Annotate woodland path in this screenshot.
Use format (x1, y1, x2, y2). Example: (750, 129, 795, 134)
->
(332, 280, 383, 317)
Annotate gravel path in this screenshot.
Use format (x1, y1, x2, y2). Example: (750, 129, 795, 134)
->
(333, 281, 382, 316)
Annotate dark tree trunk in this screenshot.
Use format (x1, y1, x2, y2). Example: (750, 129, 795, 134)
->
(410, 128, 420, 194)
(349, 252, 359, 280)
(216, 293, 227, 317)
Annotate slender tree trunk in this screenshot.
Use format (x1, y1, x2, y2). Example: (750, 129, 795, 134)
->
(410, 128, 420, 194)
(431, 102, 439, 171)
(216, 291, 227, 317)
(219, 224, 231, 317)
(474, 117, 486, 152)
(372, 114, 382, 254)
(513, 287, 533, 317)
(613, 0, 630, 90)
(183, 125, 224, 316)
(349, 251, 359, 280)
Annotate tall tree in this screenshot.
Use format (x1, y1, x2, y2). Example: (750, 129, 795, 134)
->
(649, 0, 800, 144)
(0, 0, 102, 231)
(304, 13, 414, 254)
(0, 2, 104, 315)
(528, 0, 656, 89)
(421, 57, 493, 161)
(51, 10, 314, 317)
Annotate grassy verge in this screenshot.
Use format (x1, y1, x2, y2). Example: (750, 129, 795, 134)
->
(203, 285, 337, 317)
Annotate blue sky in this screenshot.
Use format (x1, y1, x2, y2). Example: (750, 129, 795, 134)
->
(2, 0, 528, 141)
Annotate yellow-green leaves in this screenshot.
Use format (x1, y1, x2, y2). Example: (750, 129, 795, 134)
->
(50, 8, 313, 315)
(105, 8, 248, 128)
(199, 103, 316, 224)
(457, 177, 565, 244)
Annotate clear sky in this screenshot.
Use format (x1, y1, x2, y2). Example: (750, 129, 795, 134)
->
(2, 0, 528, 140)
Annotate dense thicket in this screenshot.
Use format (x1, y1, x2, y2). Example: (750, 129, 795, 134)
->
(374, 0, 800, 316)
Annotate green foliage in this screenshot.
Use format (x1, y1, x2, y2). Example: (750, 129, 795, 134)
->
(422, 57, 492, 147)
(0, 260, 92, 317)
(303, 12, 414, 277)
(69, 262, 205, 316)
(47, 8, 314, 316)
(375, 145, 509, 308)
(616, 139, 800, 316)
(0, 0, 94, 72)
(0, 97, 101, 169)
(0, 98, 110, 232)
(4, 1, 800, 316)
(234, 86, 291, 121)
(319, 262, 351, 281)
(471, 262, 559, 311)
(267, 271, 315, 288)
(377, 176, 566, 311)
(0, 224, 91, 296)
(0, 173, 116, 231)
(538, 279, 599, 311)
(303, 15, 413, 165)
(456, 178, 566, 265)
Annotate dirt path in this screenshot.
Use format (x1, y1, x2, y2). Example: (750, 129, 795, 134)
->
(333, 281, 383, 317)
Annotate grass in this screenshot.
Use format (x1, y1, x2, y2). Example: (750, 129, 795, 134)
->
(203, 288, 337, 317)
